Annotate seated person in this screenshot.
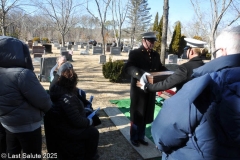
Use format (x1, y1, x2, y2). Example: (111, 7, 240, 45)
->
(45, 62, 100, 160)
(50, 59, 91, 109)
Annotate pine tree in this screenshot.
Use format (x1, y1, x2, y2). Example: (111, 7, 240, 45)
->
(154, 15, 163, 53)
(152, 12, 159, 31)
(169, 21, 181, 56)
(127, 0, 152, 47)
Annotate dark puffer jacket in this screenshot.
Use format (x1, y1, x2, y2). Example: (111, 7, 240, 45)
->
(49, 84, 91, 137)
(0, 36, 52, 131)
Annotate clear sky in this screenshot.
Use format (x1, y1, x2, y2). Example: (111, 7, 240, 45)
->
(148, 0, 194, 25)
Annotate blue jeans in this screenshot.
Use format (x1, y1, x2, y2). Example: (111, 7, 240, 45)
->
(130, 121, 146, 141)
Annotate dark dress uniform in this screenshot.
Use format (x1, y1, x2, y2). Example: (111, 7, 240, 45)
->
(124, 45, 168, 142)
(144, 56, 204, 92)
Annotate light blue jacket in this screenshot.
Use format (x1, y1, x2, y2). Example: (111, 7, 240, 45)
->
(151, 54, 240, 160)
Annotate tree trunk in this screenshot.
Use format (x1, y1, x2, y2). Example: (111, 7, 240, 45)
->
(101, 23, 106, 55)
(160, 0, 169, 65)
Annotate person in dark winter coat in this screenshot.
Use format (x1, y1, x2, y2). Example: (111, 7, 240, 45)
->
(0, 36, 52, 158)
(151, 25, 240, 160)
(137, 38, 206, 92)
(45, 62, 100, 160)
(124, 31, 168, 147)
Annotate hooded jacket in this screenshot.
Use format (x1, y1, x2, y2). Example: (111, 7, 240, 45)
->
(151, 54, 240, 160)
(0, 36, 52, 133)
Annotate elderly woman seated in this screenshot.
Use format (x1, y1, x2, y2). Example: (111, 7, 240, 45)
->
(44, 62, 100, 160)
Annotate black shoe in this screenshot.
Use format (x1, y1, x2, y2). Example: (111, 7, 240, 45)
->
(131, 140, 140, 147)
(138, 139, 149, 146)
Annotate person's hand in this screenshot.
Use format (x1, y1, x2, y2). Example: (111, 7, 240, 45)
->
(57, 56, 66, 68)
(140, 72, 150, 83)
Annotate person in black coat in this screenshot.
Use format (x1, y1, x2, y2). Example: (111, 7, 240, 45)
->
(45, 62, 100, 160)
(124, 31, 168, 147)
(137, 38, 207, 92)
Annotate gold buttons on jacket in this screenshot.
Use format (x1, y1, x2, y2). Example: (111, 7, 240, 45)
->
(136, 73, 138, 75)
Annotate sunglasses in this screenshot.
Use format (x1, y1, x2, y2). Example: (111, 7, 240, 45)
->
(212, 48, 220, 59)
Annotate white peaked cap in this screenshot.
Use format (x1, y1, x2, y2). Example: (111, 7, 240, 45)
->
(184, 38, 207, 48)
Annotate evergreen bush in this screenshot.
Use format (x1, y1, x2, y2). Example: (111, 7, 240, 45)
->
(102, 57, 125, 82)
(33, 37, 40, 42)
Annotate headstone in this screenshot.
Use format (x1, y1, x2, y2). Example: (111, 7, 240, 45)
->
(67, 45, 72, 50)
(33, 41, 38, 46)
(168, 54, 178, 64)
(123, 46, 130, 52)
(60, 47, 67, 54)
(99, 55, 106, 64)
(110, 47, 121, 55)
(61, 51, 69, 59)
(72, 45, 78, 51)
(42, 44, 52, 53)
(39, 57, 57, 82)
(93, 46, 103, 54)
(75, 42, 81, 45)
(54, 43, 60, 48)
(106, 44, 111, 52)
(80, 44, 84, 48)
(89, 45, 92, 49)
(83, 42, 88, 46)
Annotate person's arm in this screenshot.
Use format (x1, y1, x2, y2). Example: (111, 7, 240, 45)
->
(50, 63, 58, 82)
(151, 74, 211, 153)
(61, 95, 90, 128)
(144, 66, 188, 92)
(124, 50, 146, 80)
(19, 69, 52, 113)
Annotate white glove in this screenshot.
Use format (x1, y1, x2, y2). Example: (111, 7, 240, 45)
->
(140, 72, 150, 83)
(140, 77, 145, 90)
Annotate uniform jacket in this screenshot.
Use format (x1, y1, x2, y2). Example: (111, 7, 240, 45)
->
(151, 54, 240, 160)
(144, 56, 204, 92)
(124, 45, 168, 125)
(0, 36, 52, 132)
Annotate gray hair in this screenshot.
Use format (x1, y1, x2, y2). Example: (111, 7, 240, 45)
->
(215, 25, 240, 55)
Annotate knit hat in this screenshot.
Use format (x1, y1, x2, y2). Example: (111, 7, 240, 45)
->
(57, 62, 73, 76)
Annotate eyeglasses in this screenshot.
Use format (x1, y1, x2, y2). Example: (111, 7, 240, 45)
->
(212, 48, 220, 59)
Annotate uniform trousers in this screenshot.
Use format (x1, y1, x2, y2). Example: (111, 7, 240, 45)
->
(130, 121, 146, 141)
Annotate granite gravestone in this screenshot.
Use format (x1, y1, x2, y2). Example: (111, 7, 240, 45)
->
(39, 57, 57, 82)
(110, 47, 121, 55)
(93, 46, 102, 54)
(168, 54, 178, 64)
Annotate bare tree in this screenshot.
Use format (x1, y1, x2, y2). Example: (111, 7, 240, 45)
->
(0, 0, 34, 35)
(110, 0, 129, 47)
(33, 0, 84, 46)
(190, 0, 240, 54)
(160, 0, 169, 65)
(86, 0, 112, 56)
